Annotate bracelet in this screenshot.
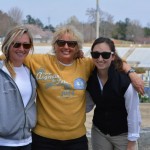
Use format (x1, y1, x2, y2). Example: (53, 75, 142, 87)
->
(127, 68, 135, 75)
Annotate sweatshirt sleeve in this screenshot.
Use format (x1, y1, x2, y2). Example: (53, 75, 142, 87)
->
(23, 54, 33, 68)
(86, 91, 95, 113)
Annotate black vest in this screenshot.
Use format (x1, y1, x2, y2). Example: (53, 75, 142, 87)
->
(87, 64, 131, 136)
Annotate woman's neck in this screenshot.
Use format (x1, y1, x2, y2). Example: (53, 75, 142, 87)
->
(97, 69, 108, 86)
(58, 60, 74, 66)
(57, 57, 74, 65)
(10, 59, 23, 67)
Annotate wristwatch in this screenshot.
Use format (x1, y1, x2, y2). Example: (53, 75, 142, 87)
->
(127, 68, 135, 75)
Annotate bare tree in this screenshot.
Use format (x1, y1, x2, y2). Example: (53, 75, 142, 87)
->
(8, 7, 23, 25)
(126, 20, 144, 42)
(86, 8, 97, 23)
(99, 12, 114, 37)
(0, 10, 12, 36)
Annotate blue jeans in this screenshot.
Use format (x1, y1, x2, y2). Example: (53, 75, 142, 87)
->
(31, 132, 88, 150)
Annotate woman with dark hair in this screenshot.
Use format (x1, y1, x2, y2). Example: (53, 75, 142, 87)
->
(87, 37, 141, 150)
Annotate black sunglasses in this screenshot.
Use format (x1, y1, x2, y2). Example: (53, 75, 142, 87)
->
(13, 42, 32, 49)
(56, 40, 77, 48)
(91, 51, 114, 59)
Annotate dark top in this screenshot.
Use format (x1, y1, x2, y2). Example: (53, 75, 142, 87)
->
(87, 63, 131, 136)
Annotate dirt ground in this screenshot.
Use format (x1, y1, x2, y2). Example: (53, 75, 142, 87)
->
(85, 104, 150, 150)
(85, 103, 150, 131)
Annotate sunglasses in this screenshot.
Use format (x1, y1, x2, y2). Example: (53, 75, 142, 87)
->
(56, 40, 77, 48)
(13, 42, 32, 49)
(91, 51, 114, 59)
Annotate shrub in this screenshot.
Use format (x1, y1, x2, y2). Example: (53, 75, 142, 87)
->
(139, 94, 150, 103)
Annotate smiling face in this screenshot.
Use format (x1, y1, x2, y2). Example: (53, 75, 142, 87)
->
(92, 42, 115, 71)
(9, 33, 31, 67)
(54, 33, 78, 64)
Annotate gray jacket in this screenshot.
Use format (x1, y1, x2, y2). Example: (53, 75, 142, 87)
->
(0, 62, 37, 140)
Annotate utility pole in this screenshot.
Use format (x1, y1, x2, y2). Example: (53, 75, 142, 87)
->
(96, 0, 100, 38)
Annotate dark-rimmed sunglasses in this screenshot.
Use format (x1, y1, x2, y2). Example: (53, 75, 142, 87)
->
(56, 40, 77, 48)
(91, 51, 114, 59)
(13, 42, 32, 49)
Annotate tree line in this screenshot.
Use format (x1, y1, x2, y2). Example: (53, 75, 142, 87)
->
(0, 7, 150, 44)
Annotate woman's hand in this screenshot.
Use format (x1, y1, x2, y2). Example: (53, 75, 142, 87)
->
(128, 72, 144, 95)
(122, 62, 144, 95)
(0, 54, 6, 60)
(127, 141, 137, 150)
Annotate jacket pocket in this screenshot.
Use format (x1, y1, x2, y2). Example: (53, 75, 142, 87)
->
(0, 111, 25, 136)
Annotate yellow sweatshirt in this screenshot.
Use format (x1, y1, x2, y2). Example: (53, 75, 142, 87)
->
(24, 54, 94, 140)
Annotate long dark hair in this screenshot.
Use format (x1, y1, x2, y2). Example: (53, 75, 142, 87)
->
(91, 37, 123, 71)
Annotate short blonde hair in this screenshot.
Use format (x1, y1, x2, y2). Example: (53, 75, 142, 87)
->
(51, 25, 83, 52)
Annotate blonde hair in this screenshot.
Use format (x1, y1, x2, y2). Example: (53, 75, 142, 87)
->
(1, 25, 34, 78)
(51, 25, 83, 53)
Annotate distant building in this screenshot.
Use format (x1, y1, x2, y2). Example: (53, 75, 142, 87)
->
(33, 34, 42, 43)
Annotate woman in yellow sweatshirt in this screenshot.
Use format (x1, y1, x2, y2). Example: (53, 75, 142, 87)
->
(23, 25, 143, 150)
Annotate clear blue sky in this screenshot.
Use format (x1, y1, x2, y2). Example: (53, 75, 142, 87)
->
(1, 0, 150, 27)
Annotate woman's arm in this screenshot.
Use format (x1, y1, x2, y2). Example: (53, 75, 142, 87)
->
(123, 62, 144, 95)
(0, 54, 6, 60)
(86, 91, 95, 113)
(124, 84, 141, 142)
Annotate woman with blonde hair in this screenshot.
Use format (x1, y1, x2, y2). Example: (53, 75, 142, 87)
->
(0, 26, 37, 150)
(23, 25, 143, 150)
